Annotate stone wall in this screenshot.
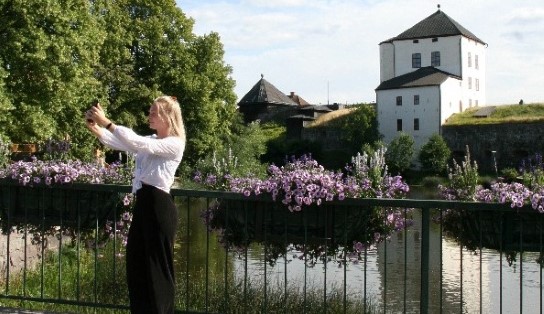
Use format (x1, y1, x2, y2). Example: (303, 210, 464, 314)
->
(442, 122, 544, 173)
(301, 127, 346, 151)
(0, 232, 59, 278)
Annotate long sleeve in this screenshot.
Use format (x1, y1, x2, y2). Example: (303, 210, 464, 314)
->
(99, 128, 138, 153)
(98, 125, 185, 193)
(110, 126, 183, 160)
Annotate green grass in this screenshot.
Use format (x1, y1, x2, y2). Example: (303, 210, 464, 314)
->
(445, 103, 544, 125)
(178, 271, 378, 314)
(0, 241, 129, 313)
(1, 241, 379, 314)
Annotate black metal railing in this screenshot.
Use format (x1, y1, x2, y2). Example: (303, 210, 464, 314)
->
(0, 181, 542, 313)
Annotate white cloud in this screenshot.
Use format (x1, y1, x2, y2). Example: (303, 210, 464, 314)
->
(179, 0, 544, 105)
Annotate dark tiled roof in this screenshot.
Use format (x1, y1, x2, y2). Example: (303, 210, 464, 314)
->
(375, 66, 460, 91)
(238, 76, 298, 106)
(288, 114, 316, 121)
(299, 105, 334, 112)
(381, 9, 486, 45)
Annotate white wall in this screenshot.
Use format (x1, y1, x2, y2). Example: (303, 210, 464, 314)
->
(377, 86, 441, 151)
(440, 77, 464, 124)
(379, 42, 395, 82)
(393, 36, 463, 78)
(460, 37, 487, 107)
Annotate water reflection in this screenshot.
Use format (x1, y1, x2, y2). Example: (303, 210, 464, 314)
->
(176, 197, 544, 313)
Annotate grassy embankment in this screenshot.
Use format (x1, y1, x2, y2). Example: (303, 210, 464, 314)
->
(445, 103, 544, 125)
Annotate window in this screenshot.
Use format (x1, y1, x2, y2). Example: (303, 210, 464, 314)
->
(414, 95, 420, 105)
(469, 99, 472, 107)
(475, 55, 479, 69)
(414, 118, 420, 131)
(396, 96, 402, 106)
(432, 38, 438, 42)
(475, 78, 480, 91)
(468, 52, 472, 67)
(431, 51, 440, 66)
(397, 119, 403, 131)
(413, 39, 419, 43)
(412, 53, 421, 68)
(468, 77, 472, 89)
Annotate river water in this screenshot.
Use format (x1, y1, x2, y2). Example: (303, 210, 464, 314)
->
(177, 193, 543, 314)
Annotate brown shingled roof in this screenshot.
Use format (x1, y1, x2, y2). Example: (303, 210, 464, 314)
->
(238, 75, 298, 106)
(288, 92, 310, 106)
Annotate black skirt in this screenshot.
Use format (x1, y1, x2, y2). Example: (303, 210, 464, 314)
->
(126, 183, 178, 314)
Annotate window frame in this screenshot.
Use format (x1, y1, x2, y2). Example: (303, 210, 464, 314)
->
(414, 95, 420, 105)
(414, 118, 420, 131)
(431, 51, 440, 67)
(396, 96, 402, 106)
(397, 119, 403, 131)
(412, 53, 421, 68)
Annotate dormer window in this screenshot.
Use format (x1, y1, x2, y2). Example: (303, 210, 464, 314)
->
(413, 39, 419, 43)
(412, 53, 421, 68)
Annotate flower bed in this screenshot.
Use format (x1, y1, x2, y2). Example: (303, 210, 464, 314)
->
(0, 157, 133, 249)
(196, 150, 412, 265)
(438, 148, 544, 253)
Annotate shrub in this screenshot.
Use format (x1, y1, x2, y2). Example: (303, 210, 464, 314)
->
(438, 146, 479, 201)
(418, 134, 451, 175)
(385, 132, 415, 175)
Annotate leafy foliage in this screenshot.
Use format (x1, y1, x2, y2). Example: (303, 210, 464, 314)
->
(439, 146, 480, 201)
(385, 132, 415, 175)
(319, 104, 381, 157)
(0, 0, 105, 159)
(0, 1, 238, 165)
(418, 134, 451, 175)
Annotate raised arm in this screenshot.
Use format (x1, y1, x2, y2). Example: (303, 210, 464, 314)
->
(111, 126, 184, 159)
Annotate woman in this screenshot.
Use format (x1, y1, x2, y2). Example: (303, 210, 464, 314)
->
(85, 96, 185, 313)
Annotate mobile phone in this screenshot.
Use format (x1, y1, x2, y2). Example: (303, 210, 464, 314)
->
(87, 99, 99, 122)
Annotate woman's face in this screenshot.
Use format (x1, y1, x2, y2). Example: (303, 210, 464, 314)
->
(148, 103, 168, 134)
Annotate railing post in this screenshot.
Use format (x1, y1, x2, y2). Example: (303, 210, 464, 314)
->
(420, 207, 430, 314)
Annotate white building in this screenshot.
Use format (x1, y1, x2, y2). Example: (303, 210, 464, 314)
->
(376, 7, 487, 152)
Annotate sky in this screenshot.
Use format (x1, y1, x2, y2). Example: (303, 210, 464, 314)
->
(176, 0, 544, 106)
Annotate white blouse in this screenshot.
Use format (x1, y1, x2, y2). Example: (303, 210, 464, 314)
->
(99, 126, 185, 193)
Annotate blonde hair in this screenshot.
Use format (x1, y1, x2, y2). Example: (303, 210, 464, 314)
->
(153, 96, 186, 140)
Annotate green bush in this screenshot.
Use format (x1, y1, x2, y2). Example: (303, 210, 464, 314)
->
(418, 134, 451, 175)
(385, 132, 415, 175)
(500, 167, 520, 182)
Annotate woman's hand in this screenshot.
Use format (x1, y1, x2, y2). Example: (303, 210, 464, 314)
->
(86, 119, 103, 137)
(86, 103, 110, 127)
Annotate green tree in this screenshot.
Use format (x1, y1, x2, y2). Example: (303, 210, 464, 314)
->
(0, 60, 13, 136)
(91, 0, 238, 166)
(385, 132, 415, 174)
(1, 0, 238, 163)
(0, 0, 105, 158)
(419, 133, 451, 175)
(193, 120, 269, 182)
(336, 104, 381, 156)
